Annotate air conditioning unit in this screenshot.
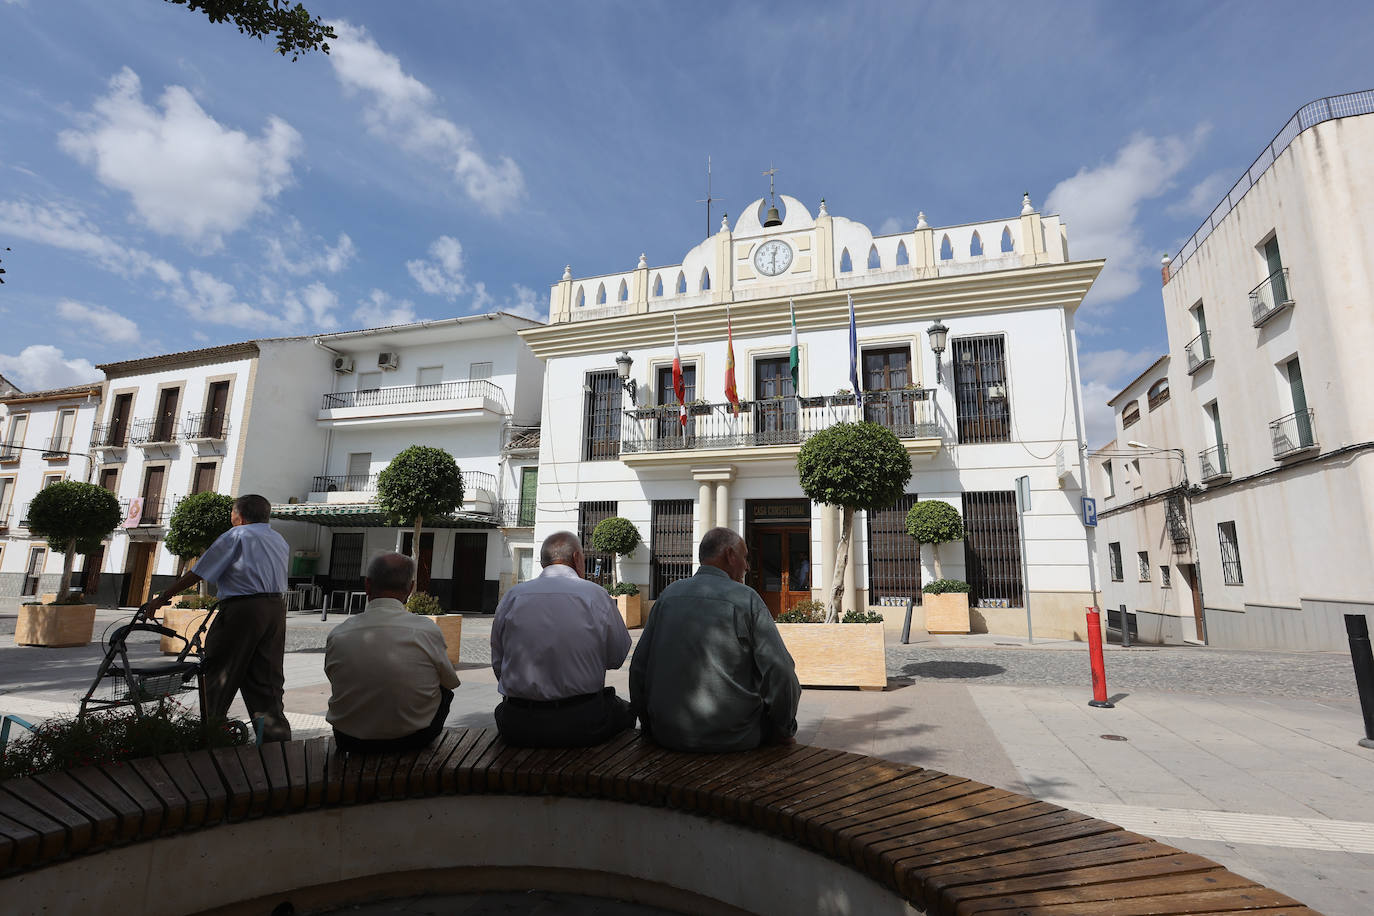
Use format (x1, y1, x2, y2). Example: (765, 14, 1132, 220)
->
(378, 352, 401, 371)
(333, 356, 355, 374)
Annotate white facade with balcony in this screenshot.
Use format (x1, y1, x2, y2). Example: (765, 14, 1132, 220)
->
(1095, 90, 1374, 649)
(524, 195, 1104, 639)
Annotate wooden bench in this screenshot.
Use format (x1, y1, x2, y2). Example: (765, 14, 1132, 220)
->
(0, 728, 1317, 915)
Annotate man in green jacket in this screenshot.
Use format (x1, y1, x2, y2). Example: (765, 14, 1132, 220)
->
(630, 526, 801, 752)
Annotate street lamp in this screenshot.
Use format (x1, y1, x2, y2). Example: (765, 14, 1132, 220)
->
(614, 351, 637, 401)
(926, 319, 949, 383)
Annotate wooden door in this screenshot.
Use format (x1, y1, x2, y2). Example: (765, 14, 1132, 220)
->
(22, 547, 45, 597)
(751, 527, 810, 618)
(192, 462, 216, 494)
(110, 393, 133, 446)
(125, 542, 155, 606)
(205, 381, 230, 437)
(401, 531, 435, 592)
(863, 346, 914, 431)
(451, 533, 488, 611)
(81, 545, 105, 597)
(1179, 563, 1206, 642)
(155, 388, 180, 441)
(141, 466, 165, 525)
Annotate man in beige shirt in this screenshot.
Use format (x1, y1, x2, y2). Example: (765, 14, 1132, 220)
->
(325, 552, 460, 753)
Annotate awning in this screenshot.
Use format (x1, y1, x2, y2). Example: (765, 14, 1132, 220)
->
(270, 501, 497, 529)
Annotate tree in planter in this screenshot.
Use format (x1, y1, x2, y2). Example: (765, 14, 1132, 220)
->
(376, 446, 464, 562)
(590, 516, 641, 587)
(165, 492, 235, 595)
(25, 481, 122, 603)
(797, 422, 912, 623)
(904, 499, 966, 582)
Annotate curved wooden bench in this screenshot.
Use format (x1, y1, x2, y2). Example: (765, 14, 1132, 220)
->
(0, 728, 1317, 915)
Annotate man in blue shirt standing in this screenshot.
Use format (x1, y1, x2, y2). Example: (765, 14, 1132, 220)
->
(147, 494, 292, 742)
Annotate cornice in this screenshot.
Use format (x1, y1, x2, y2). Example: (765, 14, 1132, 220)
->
(1, 385, 102, 406)
(97, 341, 260, 377)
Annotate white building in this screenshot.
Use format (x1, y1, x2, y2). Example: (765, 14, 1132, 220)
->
(269, 313, 545, 613)
(522, 194, 1105, 639)
(0, 382, 103, 599)
(1093, 90, 1374, 649)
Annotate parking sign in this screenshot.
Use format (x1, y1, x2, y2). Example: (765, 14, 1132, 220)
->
(1082, 497, 1097, 527)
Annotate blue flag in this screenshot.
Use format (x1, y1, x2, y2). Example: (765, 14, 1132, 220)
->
(848, 294, 863, 410)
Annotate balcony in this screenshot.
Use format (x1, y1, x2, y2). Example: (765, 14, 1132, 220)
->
(1165, 494, 1190, 554)
(1199, 444, 1231, 483)
(1184, 331, 1213, 374)
(130, 418, 179, 447)
(17, 501, 32, 528)
(123, 495, 174, 527)
(0, 502, 10, 530)
(92, 422, 130, 451)
(318, 379, 508, 428)
(41, 436, 73, 459)
(1250, 267, 1293, 327)
(184, 412, 230, 442)
(619, 389, 943, 466)
(495, 499, 537, 528)
(1270, 408, 1318, 460)
(311, 473, 379, 496)
(0, 444, 19, 463)
(306, 469, 499, 516)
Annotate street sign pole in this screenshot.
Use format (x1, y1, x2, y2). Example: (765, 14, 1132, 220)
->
(1016, 475, 1033, 644)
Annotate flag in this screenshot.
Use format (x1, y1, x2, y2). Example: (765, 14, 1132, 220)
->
(788, 299, 799, 395)
(848, 294, 863, 410)
(725, 307, 740, 414)
(672, 314, 686, 427)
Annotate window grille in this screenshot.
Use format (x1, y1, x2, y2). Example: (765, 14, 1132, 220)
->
(867, 493, 921, 605)
(579, 500, 617, 587)
(961, 491, 1023, 607)
(1218, 521, 1244, 585)
(1108, 542, 1123, 581)
(329, 532, 364, 585)
(650, 499, 694, 598)
(952, 337, 1010, 444)
(583, 370, 622, 461)
(1138, 551, 1150, 581)
(1160, 566, 1172, 589)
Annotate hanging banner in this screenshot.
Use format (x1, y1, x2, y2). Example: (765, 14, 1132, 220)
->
(122, 497, 143, 529)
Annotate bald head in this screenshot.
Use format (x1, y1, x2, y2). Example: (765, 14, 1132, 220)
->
(699, 527, 747, 582)
(540, 531, 585, 576)
(365, 552, 416, 601)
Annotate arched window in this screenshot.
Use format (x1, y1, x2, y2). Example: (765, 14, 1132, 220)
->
(1000, 226, 1014, 253)
(676, 271, 687, 294)
(867, 245, 881, 270)
(896, 241, 909, 266)
(575, 286, 585, 308)
(1147, 379, 1171, 411)
(617, 279, 629, 302)
(596, 283, 606, 305)
(939, 235, 953, 260)
(970, 232, 983, 257)
(839, 248, 853, 273)
(653, 274, 663, 297)
(699, 268, 710, 292)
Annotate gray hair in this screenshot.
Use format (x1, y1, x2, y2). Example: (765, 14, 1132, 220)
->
(699, 527, 743, 563)
(233, 494, 271, 524)
(540, 531, 583, 567)
(367, 552, 416, 593)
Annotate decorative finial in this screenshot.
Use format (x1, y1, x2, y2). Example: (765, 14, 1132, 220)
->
(1160, 252, 1171, 266)
(720, 213, 729, 232)
(818, 198, 828, 217)
(562, 265, 572, 281)
(916, 211, 928, 229)
(638, 253, 648, 269)
(1021, 193, 1033, 215)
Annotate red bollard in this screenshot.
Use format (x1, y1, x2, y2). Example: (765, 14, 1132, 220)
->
(1085, 607, 1115, 709)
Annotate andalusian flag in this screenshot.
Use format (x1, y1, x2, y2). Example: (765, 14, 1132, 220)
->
(788, 299, 799, 394)
(672, 314, 686, 427)
(724, 307, 740, 414)
(848, 293, 863, 410)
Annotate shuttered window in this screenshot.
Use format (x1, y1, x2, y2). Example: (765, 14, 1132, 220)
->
(961, 491, 1024, 607)
(867, 493, 921, 604)
(952, 336, 1010, 444)
(650, 499, 694, 598)
(1218, 521, 1243, 585)
(578, 500, 617, 586)
(584, 370, 622, 461)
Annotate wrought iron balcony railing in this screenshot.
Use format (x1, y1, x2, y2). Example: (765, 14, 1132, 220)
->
(1270, 408, 1318, 460)
(462, 470, 498, 500)
(0, 502, 10, 529)
(321, 379, 507, 412)
(1250, 267, 1293, 326)
(130, 417, 179, 446)
(311, 473, 378, 493)
(41, 437, 72, 458)
(1184, 331, 1213, 374)
(1164, 493, 1190, 554)
(0, 444, 19, 462)
(1199, 444, 1230, 483)
(495, 499, 537, 527)
(91, 423, 129, 449)
(184, 412, 230, 441)
(126, 494, 175, 527)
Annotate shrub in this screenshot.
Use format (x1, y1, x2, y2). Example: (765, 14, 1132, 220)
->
(25, 480, 122, 602)
(377, 446, 465, 560)
(906, 500, 966, 581)
(922, 578, 972, 595)
(606, 581, 640, 597)
(406, 592, 443, 616)
(778, 599, 826, 623)
(841, 609, 885, 624)
(590, 516, 641, 556)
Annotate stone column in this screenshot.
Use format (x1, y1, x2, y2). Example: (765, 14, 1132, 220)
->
(697, 480, 713, 541)
(714, 479, 731, 530)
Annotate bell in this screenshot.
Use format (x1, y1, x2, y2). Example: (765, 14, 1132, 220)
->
(763, 205, 783, 227)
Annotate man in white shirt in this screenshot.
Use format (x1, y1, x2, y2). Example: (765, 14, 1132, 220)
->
(325, 552, 460, 753)
(490, 531, 634, 747)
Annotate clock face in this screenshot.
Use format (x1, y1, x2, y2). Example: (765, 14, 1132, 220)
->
(753, 239, 794, 277)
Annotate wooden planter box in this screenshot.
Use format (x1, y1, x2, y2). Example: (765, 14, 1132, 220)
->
(160, 607, 217, 654)
(924, 592, 971, 634)
(615, 594, 643, 629)
(424, 614, 464, 666)
(776, 622, 886, 690)
(16, 604, 97, 648)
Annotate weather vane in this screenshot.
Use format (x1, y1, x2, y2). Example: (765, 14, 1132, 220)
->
(763, 164, 779, 205)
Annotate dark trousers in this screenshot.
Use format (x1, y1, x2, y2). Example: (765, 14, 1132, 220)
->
(495, 686, 635, 748)
(202, 595, 291, 743)
(333, 687, 455, 755)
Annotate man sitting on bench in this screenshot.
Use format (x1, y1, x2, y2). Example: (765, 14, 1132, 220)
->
(325, 552, 459, 753)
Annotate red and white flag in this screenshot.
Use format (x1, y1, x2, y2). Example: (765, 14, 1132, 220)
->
(672, 314, 687, 426)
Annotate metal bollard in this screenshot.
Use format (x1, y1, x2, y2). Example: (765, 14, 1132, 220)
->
(1345, 614, 1374, 749)
(1086, 607, 1114, 708)
(901, 595, 915, 645)
(1119, 603, 1132, 648)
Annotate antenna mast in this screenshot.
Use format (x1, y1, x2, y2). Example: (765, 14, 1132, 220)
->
(697, 156, 721, 238)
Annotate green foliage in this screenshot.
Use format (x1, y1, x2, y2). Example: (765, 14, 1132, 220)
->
(163, 0, 336, 61)
(841, 609, 885, 624)
(922, 579, 972, 594)
(177, 594, 220, 610)
(796, 422, 912, 511)
(905, 500, 965, 545)
(165, 492, 235, 559)
(26, 481, 122, 556)
(590, 516, 641, 556)
(0, 700, 248, 780)
(777, 599, 826, 623)
(606, 581, 640, 597)
(406, 592, 443, 616)
(376, 446, 465, 526)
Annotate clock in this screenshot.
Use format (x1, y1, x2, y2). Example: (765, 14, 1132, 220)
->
(753, 239, 793, 277)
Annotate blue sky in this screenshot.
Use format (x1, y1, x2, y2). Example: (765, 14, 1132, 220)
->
(1, 1, 1370, 446)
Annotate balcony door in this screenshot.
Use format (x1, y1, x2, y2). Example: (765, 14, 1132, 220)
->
(22, 547, 45, 597)
(141, 466, 165, 525)
(655, 362, 696, 441)
(1286, 357, 1313, 448)
(345, 452, 372, 491)
(204, 381, 230, 437)
(109, 393, 133, 446)
(863, 346, 914, 431)
(754, 356, 797, 443)
(154, 388, 180, 442)
(452, 532, 488, 611)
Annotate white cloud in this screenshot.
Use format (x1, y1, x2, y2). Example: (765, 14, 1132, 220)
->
(281, 281, 341, 327)
(1046, 127, 1208, 305)
(0, 345, 99, 391)
(59, 68, 302, 248)
(878, 217, 903, 235)
(1077, 346, 1161, 449)
(55, 299, 140, 344)
(352, 289, 417, 328)
(265, 220, 356, 275)
(406, 234, 468, 299)
(476, 282, 543, 322)
(0, 200, 181, 283)
(328, 22, 524, 215)
(1082, 379, 1119, 450)
(1167, 171, 1229, 220)
(183, 269, 289, 329)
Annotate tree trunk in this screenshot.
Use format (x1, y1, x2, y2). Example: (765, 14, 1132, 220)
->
(57, 549, 75, 603)
(932, 542, 942, 581)
(410, 516, 423, 560)
(827, 506, 854, 623)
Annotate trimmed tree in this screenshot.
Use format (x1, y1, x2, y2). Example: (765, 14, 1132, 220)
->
(376, 446, 464, 561)
(905, 499, 966, 582)
(590, 516, 641, 585)
(25, 481, 122, 603)
(165, 492, 235, 594)
(796, 422, 912, 622)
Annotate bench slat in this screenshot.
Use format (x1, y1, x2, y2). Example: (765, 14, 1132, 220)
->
(4, 777, 95, 854)
(99, 761, 166, 838)
(0, 811, 39, 869)
(181, 748, 229, 825)
(802, 769, 950, 849)
(0, 785, 70, 862)
(282, 739, 309, 810)
(693, 744, 829, 818)
(128, 758, 187, 834)
(211, 746, 253, 821)
(964, 873, 1290, 916)
(153, 753, 210, 829)
(451, 729, 504, 794)
(31, 770, 121, 850)
(856, 789, 1038, 863)
(920, 831, 1159, 883)
(430, 729, 485, 795)
(869, 800, 1073, 879)
(66, 766, 147, 843)
(302, 736, 331, 808)
(555, 731, 639, 796)
(766, 756, 912, 835)
(258, 742, 291, 813)
(510, 745, 576, 794)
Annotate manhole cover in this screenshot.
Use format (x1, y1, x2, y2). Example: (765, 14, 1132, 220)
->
(1100, 734, 1128, 742)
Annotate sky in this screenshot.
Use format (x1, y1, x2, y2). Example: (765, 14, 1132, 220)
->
(1, 1, 1370, 447)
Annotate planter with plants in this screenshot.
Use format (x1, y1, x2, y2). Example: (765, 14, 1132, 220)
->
(606, 581, 643, 628)
(773, 599, 886, 690)
(688, 400, 714, 417)
(407, 591, 462, 665)
(590, 515, 643, 626)
(798, 395, 826, 408)
(160, 592, 219, 655)
(17, 481, 121, 648)
(907, 498, 971, 633)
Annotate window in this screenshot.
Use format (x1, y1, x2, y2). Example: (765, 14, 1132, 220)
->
(1130, 458, 1142, 490)
(107, 393, 133, 447)
(1282, 356, 1315, 451)
(23, 547, 46, 596)
(653, 274, 663, 297)
(583, 370, 622, 460)
(862, 346, 914, 432)
(514, 547, 534, 584)
(201, 381, 230, 438)
(192, 462, 216, 494)
(1121, 401, 1140, 429)
(676, 272, 686, 294)
(1262, 235, 1288, 303)
(952, 336, 1010, 444)
(962, 491, 1024, 607)
(1102, 461, 1115, 498)
(517, 467, 538, 527)
(867, 493, 921, 604)
(469, 362, 492, 381)
(867, 245, 881, 270)
(1000, 226, 1014, 253)
(1138, 551, 1150, 581)
(575, 286, 585, 308)
(43, 472, 64, 488)
(49, 409, 76, 455)
(650, 499, 694, 598)
(2, 413, 28, 459)
(754, 356, 798, 441)
(1147, 379, 1170, 411)
(1160, 566, 1172, 589)
(153, 387, 180, 442)
(578, 501, 617, 586)
(417, 366, 443, 388)
(970, 231, 983, 256)
(329, 532, 364, 585)
(895, 241, 909, 266)
(839, 249, 852, 273)
(596, 283, 606, 305)
(1108, 542, 1123, 581)
(1218, 521, 1243, 585)
(699, 268, 710, 292)
(97, 468, 118, 493)
(655, 362, 696, 440)
(617, 279, 629, 302)
(939, 235, 953, 260)
(0, 477, 13, 523)
(357, 370, 382, 392)
(139, 466, 166, 525)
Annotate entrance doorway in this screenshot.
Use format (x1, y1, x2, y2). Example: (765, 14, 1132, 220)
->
(124, 542, 156, 607)
(745, 499, 811, 619)
(22, 547, 46, 597)
(452, 532, 488, 612)
(401, 531, 435, 593)
(1178, 563, 1206, 642)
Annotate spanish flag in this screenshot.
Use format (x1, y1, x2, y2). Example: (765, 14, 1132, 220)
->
(724, 307, 740, 414)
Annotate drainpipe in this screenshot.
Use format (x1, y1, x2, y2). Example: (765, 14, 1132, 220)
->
(1062, 311, 1102, 629)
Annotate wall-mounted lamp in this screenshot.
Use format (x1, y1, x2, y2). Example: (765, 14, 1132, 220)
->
(614, 351, 637, 401)
(926, 320, 949, 383)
